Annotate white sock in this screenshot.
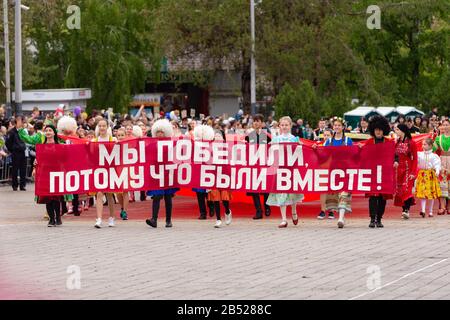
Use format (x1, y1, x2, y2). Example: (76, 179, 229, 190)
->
(428, 199, 435, 214)
(280, 206, 287, 222)
(338, 208, 346, 222)
(421, 199, 427, 213)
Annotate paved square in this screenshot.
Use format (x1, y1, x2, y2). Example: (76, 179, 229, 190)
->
(1, 184, 450, 300)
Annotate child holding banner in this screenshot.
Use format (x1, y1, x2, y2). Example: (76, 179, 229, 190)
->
(266, 116, 304, 228)
(365, 115, 392, 228)
(116, 128, 129, 221)
(208, 129, 233, 228)
(93, 119, 117, 228)
(245, 114, 271, 220)
(393, 123, 418, 220)
(192, 124, 215, 220)
(33, 124, 64, 227)
(416, 138, 441, 217)
(57, 116, 82, 216)
(433, 119, 450, 215)
(317, 128, 335, 220)
(323, 117, 353, 228)
(125, 124, 136, 203)
(146, 119, 178, 228)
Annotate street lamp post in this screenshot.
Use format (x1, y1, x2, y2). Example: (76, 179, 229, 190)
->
(250, 0, 256, 115)
(3, 0, 11, 118)
(14, 0, 23, 115)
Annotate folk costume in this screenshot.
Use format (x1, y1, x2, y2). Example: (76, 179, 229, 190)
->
(415, 149, 441, 217)
(323, 134, 353, 227)
(433, 134, 450, 215)
(365, 116, 393, 228)
(266, 133, 304, 227)
(192, 125, 215, 220)
(245, 128, 271, 219)
(146, 119, 178, 228)
(394, 126, 418, 219)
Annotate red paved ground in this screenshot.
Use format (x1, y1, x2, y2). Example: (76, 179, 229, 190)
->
(62, 193, 445, 221)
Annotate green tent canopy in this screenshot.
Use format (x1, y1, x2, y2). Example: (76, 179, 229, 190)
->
(343, 107, 381, 129)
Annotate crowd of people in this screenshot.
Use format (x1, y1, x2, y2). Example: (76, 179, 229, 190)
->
(0, 103, 449, 230)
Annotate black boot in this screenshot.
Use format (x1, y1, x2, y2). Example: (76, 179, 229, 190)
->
(55, 212, 62, 226)
(48, 213, 56, 227)
(253, 213, 263, 220)
(208, 201, 214, 217)
(369, 219, 376, 228)
(166, 220, 173, 228)
(146, 218, 157, 228)
(376, 216, 384, 228)
(61, 201, 68, 215)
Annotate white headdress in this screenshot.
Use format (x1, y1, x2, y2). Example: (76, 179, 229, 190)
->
(132, 125, 143, 138)
(57, 116, 77, 135)
(151, 119, 173, 138)
(193, 125, 215, 141)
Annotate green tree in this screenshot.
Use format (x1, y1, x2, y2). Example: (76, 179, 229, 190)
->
(25, 0, 161, 112)
(275, 80, 319, 123)
(274, 83, 297, 120)
(153, 0, 252, 111)
(256, 0, 369, 118)
(351, 0, 449, 110)
(328, 79, 351, 117)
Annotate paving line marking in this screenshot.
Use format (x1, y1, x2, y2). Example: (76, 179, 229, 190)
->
(349, 258, 449, 300)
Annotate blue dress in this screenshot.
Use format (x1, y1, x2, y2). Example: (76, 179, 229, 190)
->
(323, 136, 353, 147)
(323, 135, 353, 212)
(266, 133, 305, 206)
(147, 188, 179, 197)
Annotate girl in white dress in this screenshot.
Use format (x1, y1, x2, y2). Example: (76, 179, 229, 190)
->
(266, 116, 304, 228)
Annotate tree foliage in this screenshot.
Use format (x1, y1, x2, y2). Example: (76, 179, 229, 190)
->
(24, 0, 161, 112)
(1, 0, 448, 117)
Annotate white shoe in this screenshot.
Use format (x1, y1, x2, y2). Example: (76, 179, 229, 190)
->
(214, 220, 222, 228)
(402, 211, 410, 220)
(429, 213, 433, 217)
(94, 218, 102, 228)
(108, 217, 115, 227)
(337, 219, 345, 228)
(225, 210, 232, 225)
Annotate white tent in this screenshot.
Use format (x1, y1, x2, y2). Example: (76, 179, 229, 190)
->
(376, 106, 396, 116)
(344, 106, 377, 117)
(396, 106, 425, 118)
(344, 107, 381, 128)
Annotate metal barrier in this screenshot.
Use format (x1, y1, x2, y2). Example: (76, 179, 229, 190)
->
(0, 156, 34, 184)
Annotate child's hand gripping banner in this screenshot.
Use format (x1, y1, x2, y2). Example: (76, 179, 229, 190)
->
(35, 138, 395, 196)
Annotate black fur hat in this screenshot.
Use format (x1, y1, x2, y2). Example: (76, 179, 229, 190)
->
(368, 115, 390, 137)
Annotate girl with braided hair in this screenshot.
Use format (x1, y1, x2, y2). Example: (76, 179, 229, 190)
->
(393, 123, 418, 219)
(323, 117, 353, 228)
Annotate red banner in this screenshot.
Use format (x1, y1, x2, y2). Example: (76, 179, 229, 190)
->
(35, 138, 395, 196)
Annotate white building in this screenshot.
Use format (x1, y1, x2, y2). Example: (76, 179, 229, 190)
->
(12, 88, 92, 112)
